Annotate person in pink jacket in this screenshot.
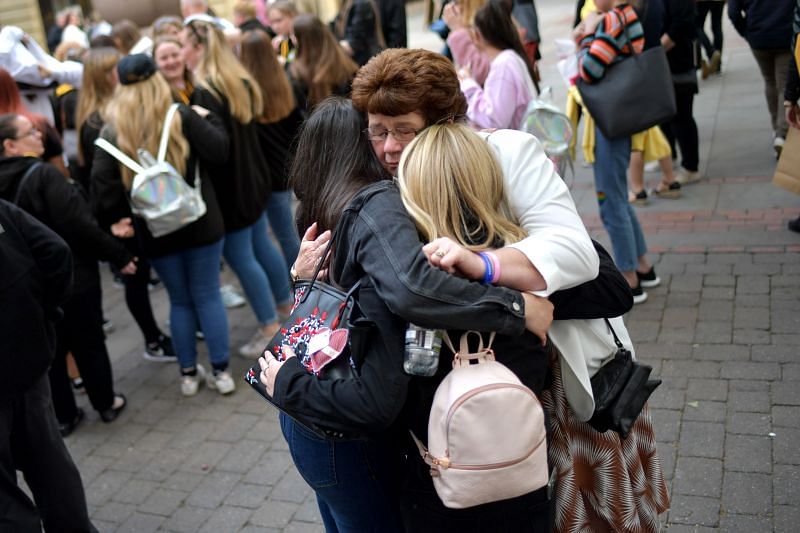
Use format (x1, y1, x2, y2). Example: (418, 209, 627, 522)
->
(444, 0, 491, 86)
(458, 0, 538, 130)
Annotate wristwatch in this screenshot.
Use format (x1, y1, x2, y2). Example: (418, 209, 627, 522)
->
(784, 100, 797, 109)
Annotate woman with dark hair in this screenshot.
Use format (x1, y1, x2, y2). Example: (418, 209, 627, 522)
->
(258, 97, 553, 531)
(333, 0, 385, 66)
(239, 29, 303, 265)
(288, 14, 359, 112)
(458, 0, 539, 130)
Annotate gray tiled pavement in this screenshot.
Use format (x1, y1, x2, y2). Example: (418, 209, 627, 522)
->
(24, 1, 800, 531)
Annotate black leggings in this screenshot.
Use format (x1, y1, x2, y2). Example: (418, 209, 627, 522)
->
(122, 258, 162, 344)
(660, 82, 700, 173)
(696, 1, 725, 59)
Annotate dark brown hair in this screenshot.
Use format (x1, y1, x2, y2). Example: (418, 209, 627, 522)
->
(289, 14, 358, 108)
(351, 48, 467, 126)
(290, 97, 388, 234)
(111, 19, 141, 54)
(239, 29, 296, 123)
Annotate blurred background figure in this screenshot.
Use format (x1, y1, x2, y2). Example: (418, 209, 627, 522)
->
(696, 0, 726, 78)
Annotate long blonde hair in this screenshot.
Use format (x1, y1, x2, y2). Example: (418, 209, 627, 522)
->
(397, 124, 525, 250)
(76, 47, 121, 162)
(185, 19, 262, 123)
(105, 72, 189, 189)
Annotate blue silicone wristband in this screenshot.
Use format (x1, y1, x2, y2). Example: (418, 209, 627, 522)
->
(478, 252, 493, 284)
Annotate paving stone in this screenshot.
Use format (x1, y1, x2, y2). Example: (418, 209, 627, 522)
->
(734, 293, 770, 307)
(773, 464, 800, 506)
(724, 434, 772, 473)
(115, 511, 164, 533)
(283, 521, 326, 533)
(693, 322, 732, 344)
(736, 275, 770, 295)
(662, 361, 720, 379)
(691, 344, 747, 362)
(687, 263, 733, 275)
(648, 385, 686, 410)
(782, 363, 800, 381)
(726, 412, 771, 435)
(666, 292, 702, 307)
(773, 427, 800, 465)
(250, 500, 299, 529)
(217, 439, 270, 474)
(772, 406, 800, 428)
(727, 390, 771, 413)
(773, 382, 800, 406)
(721, 472, 772, 515)
(687, 379, 728, 402)
(239, 527, 280, 533)
(679, 422, 725, 458)
(657, 441, 677, 479)
(162, 470, 205, 493)
(92, 501, 136, 524)
(85, 470, 133, 506)
(702, 286, 735, 300)
(138, 488, 186, 516)
(198, 505, 252, 533)
(668, 494, 720, 527)
(179, 441, 234, 473)
(635, 343, 694, 360)
(132, 448, 182, 483)
(672, 457, 723, 498)
(774, 505, 800, 533)
(224, 482, 272, 509)
(186, 471, 240, 509)
(703, 274, 736, 287)
(112, 478, 160, 505)
(243, 449, 293, 486)
(628, 319, 661, 343)
(651, 409, 681, 442)
(162, 505, 214, 533)
(733, 306, 770, 330)
(720, 362, 780, 381)
(718, 514, 772, 532)
(671, 274, 704, 293)
(698, 299, 734, 321)
(207, 413, 261, 443)
(771, 333, 800, 346)
(733, 262, 781, 275)
(727, 379, 769, 393)
(683, 401, 726, 423)
(732, 329, 771, 345)
(292, 495, 324, 523)
(664, 525, 718, 533)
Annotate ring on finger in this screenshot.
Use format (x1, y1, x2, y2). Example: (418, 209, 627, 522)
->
(435, 250, 447, 258)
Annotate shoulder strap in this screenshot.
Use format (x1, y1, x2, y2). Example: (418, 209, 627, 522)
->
(94, 138, 145, 174)
(14, 161, 43, 204)
(603, 318, 624, 349)
(158, 103, 181, 162)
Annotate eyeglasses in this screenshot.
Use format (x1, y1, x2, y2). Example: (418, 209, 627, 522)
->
(365, 126, 422, 143)
(15, 127, 39, 140)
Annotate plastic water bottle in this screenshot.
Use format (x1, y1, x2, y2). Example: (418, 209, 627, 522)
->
(404, 324, 442, 377)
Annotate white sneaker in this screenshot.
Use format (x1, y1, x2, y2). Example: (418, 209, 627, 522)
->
(238, 325, 278, 358)
(181, 364, 206, 397)
(774, 135, 785, 158)
(644, 161, 660, 173)
(207, 370, 236, 395)
(220, 284, 246, 308)
(675, 168, 700, 185)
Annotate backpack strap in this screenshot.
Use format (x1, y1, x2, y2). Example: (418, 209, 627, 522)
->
(442, 331, 497, 367)
(14, 161, 43, 204)
(158, 103, 181, 162)
(94, 137, 145, 174)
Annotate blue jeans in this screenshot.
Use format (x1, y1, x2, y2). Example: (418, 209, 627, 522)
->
(223, 213, 291, 325)
(266, 190, 300, 266)
(280, 414, 405, 533)
(150, 239, 229, 371)
(593, 126, 647, 272)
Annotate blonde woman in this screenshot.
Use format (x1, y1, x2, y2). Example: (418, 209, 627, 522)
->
(153, 36, 195, 104)
(77, 47, 176, 363)
(91, 54, 233, 396)
(180, 18, 293, 358)
(397, 123, 669, 532)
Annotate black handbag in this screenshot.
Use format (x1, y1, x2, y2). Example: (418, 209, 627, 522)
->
(244, 231, 372, 437)
(587, 319, 661, 439)
(576, 11, 676, 140)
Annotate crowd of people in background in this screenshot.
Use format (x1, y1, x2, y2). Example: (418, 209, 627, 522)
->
(2, 0, 799, 530)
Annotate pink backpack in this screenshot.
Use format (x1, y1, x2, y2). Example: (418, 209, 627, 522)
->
(411, 331, 549, 509)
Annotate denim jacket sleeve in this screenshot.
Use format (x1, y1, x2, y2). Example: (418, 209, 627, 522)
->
(334, 183, 526, 335)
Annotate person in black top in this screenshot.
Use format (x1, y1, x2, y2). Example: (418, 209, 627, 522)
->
(376, 0, 408, 48)
(334, 0, 386, 66)
(0, 113, 134, 436)
(0, 198, 98, 532)
(239, 29, 303, 265)
(91, 55, 233, 396)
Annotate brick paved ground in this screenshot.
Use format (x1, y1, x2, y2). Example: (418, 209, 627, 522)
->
(20, 1, 798, 531)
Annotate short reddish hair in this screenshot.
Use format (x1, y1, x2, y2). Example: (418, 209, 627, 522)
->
(351, 49, 467, 126)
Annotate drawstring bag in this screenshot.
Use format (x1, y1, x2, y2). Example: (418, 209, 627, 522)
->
(411, 331, 548, 509)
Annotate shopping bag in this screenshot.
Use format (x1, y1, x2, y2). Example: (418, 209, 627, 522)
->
(773, 127, 800, 195)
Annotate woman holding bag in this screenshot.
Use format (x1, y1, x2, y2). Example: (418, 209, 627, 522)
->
(576, 0, 659, 304)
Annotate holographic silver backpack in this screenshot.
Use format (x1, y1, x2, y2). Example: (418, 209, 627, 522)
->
(95, 104, 206, 237)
